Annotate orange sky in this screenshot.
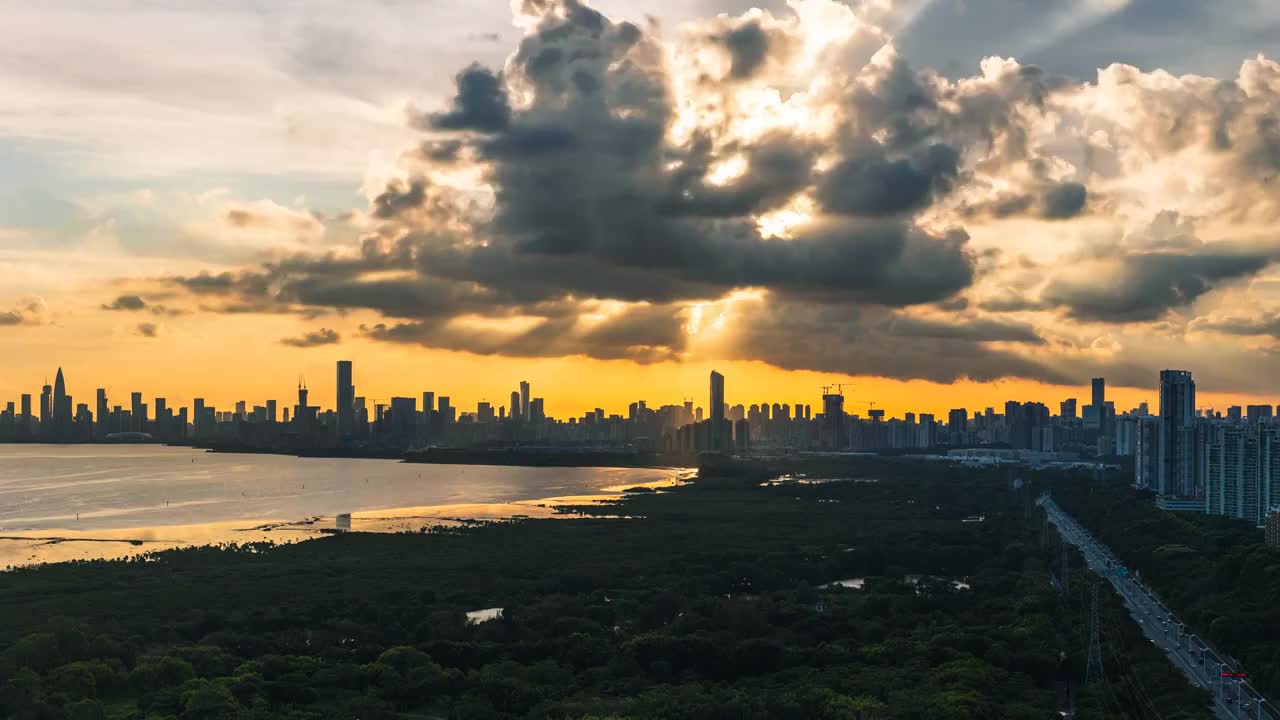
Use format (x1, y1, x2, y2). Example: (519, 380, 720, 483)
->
(1, 312, 1272, 420)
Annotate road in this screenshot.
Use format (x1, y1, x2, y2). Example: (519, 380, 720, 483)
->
(1039, 495, 1273, 720)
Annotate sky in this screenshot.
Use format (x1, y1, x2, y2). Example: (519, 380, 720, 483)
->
(3, 0, 1280, 419)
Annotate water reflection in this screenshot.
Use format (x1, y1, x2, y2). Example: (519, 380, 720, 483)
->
(0, 453, 688, 569)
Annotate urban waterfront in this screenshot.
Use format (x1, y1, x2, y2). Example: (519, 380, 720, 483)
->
(0, 445, 681, 566)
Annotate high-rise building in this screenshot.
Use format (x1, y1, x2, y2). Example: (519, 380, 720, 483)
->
(389, 396, 417, 446)
(53, 368, 71, 436)
(510, 391, 521, 421)
(336, 360, 355, 439)
(39, 382, 52, 430)
(709, 370, 727, 451)
(1134, 416, 1160, 489)
(1203, 423, 1279, 526)
(519, 381, 530, 421)
(1158, 370, 1199, 498)
(1247, 405, 1274, 424)
(95, 388, 108, 438)
(823, 392, 846, 449)
(1060, 398, 1077, 420)
(1091, 378, 1105, 412)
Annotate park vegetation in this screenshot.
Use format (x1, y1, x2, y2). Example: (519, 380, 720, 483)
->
(0, 457, 1212, 719)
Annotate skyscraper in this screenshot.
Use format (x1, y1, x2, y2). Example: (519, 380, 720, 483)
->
(520, 381, 530, 421)
(39, 382, 52, 429)
(709, 370, 726, 451)
(823, 391, 846, 449)
(132, 392, 147, 432)
(1158, 370, 1199, 498)
(53, 368, 71, 436)
(1091, 378, 1105, 411)
(96, 388, 108, 439)
(336, 360, 354, 439)
(510, 391, 521, 421)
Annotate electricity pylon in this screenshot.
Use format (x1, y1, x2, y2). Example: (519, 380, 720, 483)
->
(1086, 584, 1105, 685)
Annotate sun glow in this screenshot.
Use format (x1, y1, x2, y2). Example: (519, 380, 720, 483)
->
(756, 194, 816, 239)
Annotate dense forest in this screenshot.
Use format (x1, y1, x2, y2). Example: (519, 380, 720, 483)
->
(0, 457, 1211, 719)
(1055, 474, 1280, 698)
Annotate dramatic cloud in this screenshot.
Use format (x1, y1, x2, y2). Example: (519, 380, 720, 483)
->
(137, 0, 1280, 389)
(418, 63, 512, 132)
(1042, 248, 1274, 322)
(281, 328, 341, 347)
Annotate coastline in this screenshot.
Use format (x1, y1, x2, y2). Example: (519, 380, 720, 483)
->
(0, 473, 689, 570)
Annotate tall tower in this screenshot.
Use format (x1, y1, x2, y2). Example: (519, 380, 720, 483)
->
(53, 368, 71, 437)
(336, 360, 354, 439)
(1091, 377, 1107, 437)
(95, 389, 108, 439)
(296, 377, 310, 425)
(1085, 584, 1104, 685)
(1158, 370, 1197, 497)
(519, 381, 531, 421)
(709, 370, 725, 451)
(40, 382, 52, 426)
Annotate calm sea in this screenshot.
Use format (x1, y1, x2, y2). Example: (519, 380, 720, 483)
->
(0, 444, 676, 532)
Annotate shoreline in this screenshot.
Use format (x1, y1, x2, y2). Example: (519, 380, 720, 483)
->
(0, 473, 689, 570)
(1, 440, 702, 469)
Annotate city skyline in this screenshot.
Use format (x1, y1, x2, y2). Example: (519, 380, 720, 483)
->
(4, 2, 1280, 418)
(10, 356, 1280, 422)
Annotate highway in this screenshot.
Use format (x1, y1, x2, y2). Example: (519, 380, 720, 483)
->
(1039, 494, 1273, 720)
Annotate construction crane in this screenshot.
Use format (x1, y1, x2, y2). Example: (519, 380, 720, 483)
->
(821, 383, 851, 396)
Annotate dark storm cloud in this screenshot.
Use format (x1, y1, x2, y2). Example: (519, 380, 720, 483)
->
(158, 0, 989, 373)
(371, 177, 428, 220)
(661, 133, 816, 218)
(816, 143, 959, 217)
(0, 311, 23, 326)
(983, 181, 1089, 220)
(883, 315, 1044, 344)
(280, 328, 341, 347)
(1042, 248, 1275, 322)
(731, 303, 1072, 385)
(101, 294, 147, 311)
(364, 302, 688, 364)
(721, 21, 770, 80)
(1040, 182, 1088, 220)
(421, 63, 511, 132)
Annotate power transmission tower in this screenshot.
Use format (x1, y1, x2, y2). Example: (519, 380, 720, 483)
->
(1086, 584, 1104, 685)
